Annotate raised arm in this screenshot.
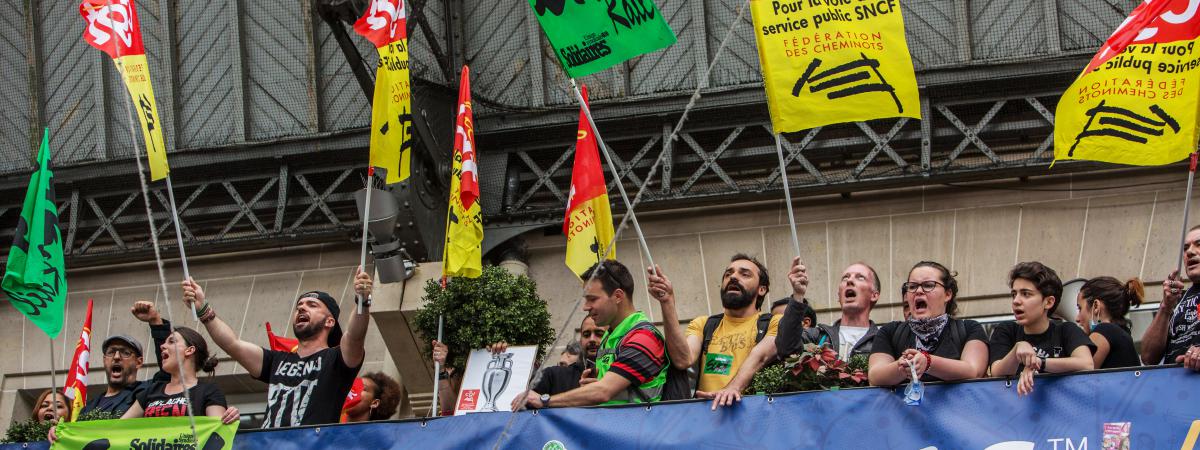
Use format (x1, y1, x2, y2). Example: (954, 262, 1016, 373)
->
(182, 278, 265, 378)
(773, 257, 811, 359)
(131, 301, 172, 383)
(340, 268, 373, 369)
(648, 265, 700, 370)
(1141, 271, 1184, 365)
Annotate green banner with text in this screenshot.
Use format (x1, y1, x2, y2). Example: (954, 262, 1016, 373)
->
(51, 417, 237, 450)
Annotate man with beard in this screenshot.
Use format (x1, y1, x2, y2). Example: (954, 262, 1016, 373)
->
(648, 254, 781, 396)
(181, 269, 374, 427)
(533, 316, 608, 395)
(1143, 225, 1200, 371)
(79, 301, 173, 415)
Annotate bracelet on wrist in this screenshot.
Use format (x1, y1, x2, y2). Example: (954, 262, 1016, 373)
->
(921, 350, 933, 371)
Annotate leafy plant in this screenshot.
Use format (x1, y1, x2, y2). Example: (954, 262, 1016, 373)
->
(745, 344, 870, 394)
(1, 409, 121, 443)
(413, 265, 555, 371)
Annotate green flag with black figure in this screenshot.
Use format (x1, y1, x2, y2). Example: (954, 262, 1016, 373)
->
(2, 128, 67, 338)
(529, 0, 677, 78)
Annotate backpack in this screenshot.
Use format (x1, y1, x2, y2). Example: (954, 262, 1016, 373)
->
(620, 321, 692, 402)
(689, 313, 775, 391)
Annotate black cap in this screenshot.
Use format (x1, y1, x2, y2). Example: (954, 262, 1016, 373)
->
(102, 335, 144, 358)
(296, 291, 343, 348)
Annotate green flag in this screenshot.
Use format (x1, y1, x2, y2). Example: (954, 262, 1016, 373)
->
(2, 128, 67, 339)
(52, 416, 238, 450)
(529, 0, 677, 78)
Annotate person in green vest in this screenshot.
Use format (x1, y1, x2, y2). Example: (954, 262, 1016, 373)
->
(515, 260, 669, 409)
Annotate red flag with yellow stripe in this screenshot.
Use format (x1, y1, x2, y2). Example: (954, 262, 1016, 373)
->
(354, 0, 415, 184)
(62, 299, 92, 422)
(564, 86, 616, 278)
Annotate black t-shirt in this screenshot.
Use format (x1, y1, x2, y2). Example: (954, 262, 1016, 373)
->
(988, 321, 1094, 371)
(1164, 285, 1200, 363)
(135, 381, 226, 417)
(1092, 322, 1141, 369)
(871, 319, 988, 382)
(532, 360, 587, 396)
(255, 346, 360, 428)
(80, 321, 174, 416)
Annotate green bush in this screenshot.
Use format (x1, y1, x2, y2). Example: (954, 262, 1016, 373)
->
(413, 265, 555, 371)
(1, 409, 119, 443)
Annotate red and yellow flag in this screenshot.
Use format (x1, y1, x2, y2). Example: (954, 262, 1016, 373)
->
(62, 299, 93, 422)
(265, 322, 298, 353)
(1054, 0, 1200, 166)
(441, 66, 483, 279)
(354, 0, 414, 184)
(79, 0, 169, 181)
(339, 377, 366, 423)
(564, 86, 616, 278)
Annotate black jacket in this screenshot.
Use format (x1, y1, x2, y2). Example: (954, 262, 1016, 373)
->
(774, 297, 878, 360)
(803, 319, 879, 359)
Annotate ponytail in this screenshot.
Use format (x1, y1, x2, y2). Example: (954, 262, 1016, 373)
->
(1123, 278, 1145, 308)
(201, 356, 220, 375)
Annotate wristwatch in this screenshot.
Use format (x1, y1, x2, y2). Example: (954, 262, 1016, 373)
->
(539, 393, 551, 407)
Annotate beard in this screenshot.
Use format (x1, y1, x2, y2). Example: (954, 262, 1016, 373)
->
(721, 282, 756, 309)
(293, 320, 323, 341)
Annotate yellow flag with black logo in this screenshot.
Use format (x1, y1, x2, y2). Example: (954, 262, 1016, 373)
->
(354, 0, 414, 184)
(750, 0, 920, 133)
(1054, 0, 1200, 166)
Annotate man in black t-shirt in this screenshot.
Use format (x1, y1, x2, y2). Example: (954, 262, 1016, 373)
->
(182, 269, 374, 428)
(990, 262, 1095, 395)
(80, 301, 172, 416)
(1144, 225, 1200, 371)
(532, 316, 608, 396)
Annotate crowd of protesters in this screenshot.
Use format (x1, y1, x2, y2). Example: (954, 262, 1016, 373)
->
(23, 225, 1200, 440)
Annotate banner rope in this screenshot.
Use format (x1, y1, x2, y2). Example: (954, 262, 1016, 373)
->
(489, 2, 751, 447)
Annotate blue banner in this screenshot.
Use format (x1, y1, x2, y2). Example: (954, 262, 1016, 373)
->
(8, 366, 1199, 449)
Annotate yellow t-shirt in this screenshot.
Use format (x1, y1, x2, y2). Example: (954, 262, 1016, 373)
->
(685, 313, 782, 392)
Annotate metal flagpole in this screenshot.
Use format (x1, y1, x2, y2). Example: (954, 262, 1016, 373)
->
(1174, 153, 1198, 275)
(358, 168, 375, 315)
(48, 337, 59, 423)
(773, 133, 802, 259)
(569, 79, 657, 269)
(164, 175, 197, 321)
(429, 315, 444, 417)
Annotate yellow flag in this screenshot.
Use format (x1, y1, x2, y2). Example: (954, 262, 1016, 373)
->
(79, 0, 170, 181)
(355, 0, 414, 184)
(442, 67, 483, 278)
(564, 86, 615, 278)
(750, 0, 920, 133)
(115, 55, 170, 181)
(1053, 0, 1200, 166)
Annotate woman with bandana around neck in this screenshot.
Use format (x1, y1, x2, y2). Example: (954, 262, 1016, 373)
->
(869, 261, 989, 386)
(1076, 277, 1144, 369)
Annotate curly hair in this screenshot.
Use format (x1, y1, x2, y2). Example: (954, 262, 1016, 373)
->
(363, 372, 402, 421)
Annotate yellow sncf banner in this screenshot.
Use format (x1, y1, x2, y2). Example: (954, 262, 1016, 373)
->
(114, 54, 169, 181)
(369, 41, 414, 184)
(1054, 41, 1200, 166)
(750, 0, 920, 133)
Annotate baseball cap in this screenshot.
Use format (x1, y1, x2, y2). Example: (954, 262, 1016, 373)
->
(102, 335, 145, 358)
(296, 291, 343, 348)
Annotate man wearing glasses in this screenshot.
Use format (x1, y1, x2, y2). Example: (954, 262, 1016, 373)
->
(79, 301, 172, 415)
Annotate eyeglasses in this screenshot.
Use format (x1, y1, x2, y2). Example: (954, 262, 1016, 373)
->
(104, 348, 135, 358)
(902, 280, 945, 294)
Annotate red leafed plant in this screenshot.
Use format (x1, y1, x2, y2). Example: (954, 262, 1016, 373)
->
(747, 343, 869, 394)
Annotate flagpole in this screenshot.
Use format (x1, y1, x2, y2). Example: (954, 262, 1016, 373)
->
(1175, 152, 1198, 275)
(358, 168, 375, 315)
(429, 314, 443, 417)
(569, 79, 656, 269)
(48, 336, 60, 423)
(164, 175, 197, 322)
(773, 133, 802, 259)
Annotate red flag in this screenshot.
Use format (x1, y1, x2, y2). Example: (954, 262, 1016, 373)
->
(563, 85, 617, 277)
(266, 322, 298, 353)
(339, 377, 366, 423)
(62, 299, 93, 422)
(1085, 0, 1200, 72)
(455, 67, 479, 210)
(353, 0, 406, 47)
(79, 0, 146, 58)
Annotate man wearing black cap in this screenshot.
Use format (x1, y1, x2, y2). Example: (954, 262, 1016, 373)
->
(182, 269, 374, 428)
(80, 301, 173, 415)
